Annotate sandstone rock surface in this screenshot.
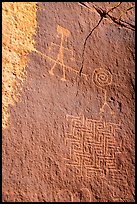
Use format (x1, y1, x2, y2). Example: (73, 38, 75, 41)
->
(2, 2, 135, 202)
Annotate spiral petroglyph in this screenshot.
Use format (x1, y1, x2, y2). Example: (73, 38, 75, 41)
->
(92, 68, 112, 88)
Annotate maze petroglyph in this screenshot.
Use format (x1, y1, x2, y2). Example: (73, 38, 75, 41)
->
(33, 25, 87, 81)
(64, 115, 122, 179)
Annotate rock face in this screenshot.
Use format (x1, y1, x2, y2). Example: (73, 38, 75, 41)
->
(2, 2, 135, 202)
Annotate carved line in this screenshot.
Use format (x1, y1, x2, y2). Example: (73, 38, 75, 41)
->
(33, 48, 87, 78)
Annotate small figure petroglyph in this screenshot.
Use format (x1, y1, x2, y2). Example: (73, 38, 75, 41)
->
(92, 68, 114, 115)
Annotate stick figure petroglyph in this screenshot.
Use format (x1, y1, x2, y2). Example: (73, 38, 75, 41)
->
(33, 25, 87, 81)
(92, 68, 114, 115)
(48, 25, 70, 81)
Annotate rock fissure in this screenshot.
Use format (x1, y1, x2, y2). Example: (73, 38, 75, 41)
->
(79, 17, 103, 75)
(92, 3, 135, 31)
(79, 2, 135, 75)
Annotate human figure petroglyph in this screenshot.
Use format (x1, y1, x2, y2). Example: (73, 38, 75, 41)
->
(92, 68, 114, 115)
(33, 25, 87, 81)
(48, 25, 70, 81)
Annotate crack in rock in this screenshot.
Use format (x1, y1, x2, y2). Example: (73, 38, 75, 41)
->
(92, 3, 135, 31)
(79, 17, 103, 75)
(78, 2, 135, 75)
(106, 2, 122, 14)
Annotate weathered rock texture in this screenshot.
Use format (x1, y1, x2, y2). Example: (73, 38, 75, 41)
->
(2, 2, 135, 202)
(2, 2, 37, 129)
